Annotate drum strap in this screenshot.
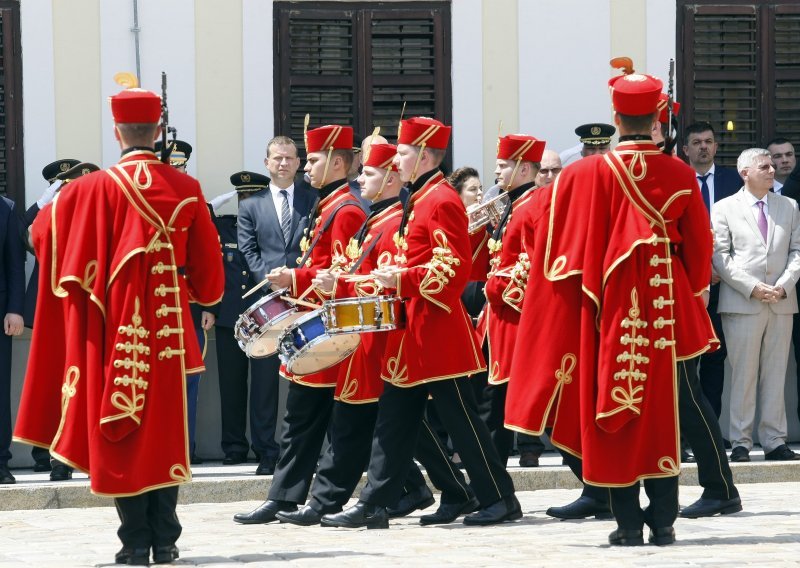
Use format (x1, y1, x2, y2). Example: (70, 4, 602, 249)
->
(297, 201, 359, 268)
(347, 231, 383, 274)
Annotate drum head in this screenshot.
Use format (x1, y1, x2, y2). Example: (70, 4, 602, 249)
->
(287, 334, 361, 375)
(246, 311, 305, 358)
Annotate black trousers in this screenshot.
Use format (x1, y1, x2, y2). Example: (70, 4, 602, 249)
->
(792, 311, 800, 423)
(115, 487, 181, 549)
(517, 432, 545, 455)
(698, 292, 726, 418)
(268, 382, 334, 504)
(216, 326, 280, 461)
(361, 377, 514, 507)
(310, 401, 473, 511)
(413, 417, 475, 504)
(679, 358, 738, 500)
(559, 448, 610, 504)
(0, 332, 10, 465)
(609, 477, 678, 531)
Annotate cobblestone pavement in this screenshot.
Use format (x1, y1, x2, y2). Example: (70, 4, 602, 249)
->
(1, 482, 799, 567)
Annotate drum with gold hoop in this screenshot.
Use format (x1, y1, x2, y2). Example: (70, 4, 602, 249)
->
(234, 288, 303, 358)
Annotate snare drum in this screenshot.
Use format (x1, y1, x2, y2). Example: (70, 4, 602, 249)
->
(278, 310, 361, 375)
(234, 288, 303, 358)
(322, 296, 405, 334)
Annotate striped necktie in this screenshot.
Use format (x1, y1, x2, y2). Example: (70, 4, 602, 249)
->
(280, 190, 292, 243)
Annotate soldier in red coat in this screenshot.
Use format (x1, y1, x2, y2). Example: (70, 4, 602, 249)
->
(14, 81, 224, 565)
(474, 134, 545, 463)
(234, 122, 366, 525)
(505, 73, 718, 546)
(322, 117, 519, 529)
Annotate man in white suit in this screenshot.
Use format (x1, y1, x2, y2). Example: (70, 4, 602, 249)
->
(712, 148, 800, 463)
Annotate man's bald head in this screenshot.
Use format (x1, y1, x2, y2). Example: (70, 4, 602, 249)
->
(535, 149, 563, 187)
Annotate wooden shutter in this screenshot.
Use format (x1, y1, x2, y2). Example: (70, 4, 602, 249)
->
(274, 2, 451, 165)
(0, 1, 24, 204)
(679, 1, 800, 166)
(773, 4, 800, 141)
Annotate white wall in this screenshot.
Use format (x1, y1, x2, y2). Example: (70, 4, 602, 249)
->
(518, 0, 613, 158)
(20, 0, 56, 207)
(242, 0, 274, 174)
(451, 0, 484, 178)
(100, 0, 198, 177)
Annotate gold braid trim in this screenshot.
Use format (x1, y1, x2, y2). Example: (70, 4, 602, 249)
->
(418, 229, 460, 313)
(502, 252, 530, 312)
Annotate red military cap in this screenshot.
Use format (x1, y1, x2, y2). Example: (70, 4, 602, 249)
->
(497, 134, 546, 163)
(397, 117, 451, 149)
(608, 73, 663, 116)
(362, 143, 397, 169)
(305, 125, 354, 154)
(110, 88, 161, 124)
(657, 92, 681, 125)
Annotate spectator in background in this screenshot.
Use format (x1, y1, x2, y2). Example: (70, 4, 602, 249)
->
(449, 167, 483, 209)
(768, 138, 800, 424)
(683, 121, 742, 419)
(712, 148, 800, 463)
(0, 194, 24, 484)
(767, 138, 795, 195)
(534, 149, 562, 188)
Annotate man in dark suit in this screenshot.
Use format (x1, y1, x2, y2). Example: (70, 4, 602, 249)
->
(212, 174, 275, 467)
(683, 121, 742, 419)
(237, 136, 315, 474)
(0, 195, 24, 484)
(767, 139, 800, 423)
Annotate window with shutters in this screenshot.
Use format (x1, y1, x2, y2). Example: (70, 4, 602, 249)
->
(678, 1, 800, 167)
(0, 0, 23, 204)
(274, 1, 452, 166)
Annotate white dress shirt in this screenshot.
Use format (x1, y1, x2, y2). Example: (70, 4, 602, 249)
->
(743, 188, 769, 224)
(697, 163, 717, 205)
(773, 179, 784, 195)
(269, 182, 295, 221)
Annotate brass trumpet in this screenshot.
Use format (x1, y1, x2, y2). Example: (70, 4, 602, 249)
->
(466, 191, 509, 234)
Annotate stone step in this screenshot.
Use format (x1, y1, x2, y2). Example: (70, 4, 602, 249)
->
(2, 450, 798, 511)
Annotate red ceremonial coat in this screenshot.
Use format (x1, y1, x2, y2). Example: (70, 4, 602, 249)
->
(381, 170, 486, 386)
(504, 141, 717, 486)
(283, 181, 366, 387)
(14, 150, 224, 496)
(332, 198, 403, 403)
(483, 186, 537, 385)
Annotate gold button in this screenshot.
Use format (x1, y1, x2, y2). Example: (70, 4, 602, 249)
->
(241, 285, 247, 289)
(242, 271, 247, 275)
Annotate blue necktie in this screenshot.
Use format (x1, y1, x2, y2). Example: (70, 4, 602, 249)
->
(698, 174, 710, 214)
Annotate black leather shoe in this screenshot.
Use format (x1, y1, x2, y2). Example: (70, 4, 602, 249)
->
(222, 452, 248, 465)
(518, 451, 540, 467)
(255, 459, 276, 476)
(765, 444, 800, 461)
(320, 501, 389, 529)
(115, 547, 150, 565)
(608, 528, 644, 546)
(648, 526, 675, 545)
(729, 446, 750, 462)
(33, 460, 52, 472)
(233, 499, 296, 524)
(0, 465, 15, 484)
(387, 486, 435, 518)
(276, 504, 338, 526)
(463, 495, 522, 526)
(190, 454, 204, 465)
(679, 496, 742, 518)
(420, 497, 480, 525)
(546, 496, 613, 520)
(49, 463, 73, 481)
(152, 544, 179, 564)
